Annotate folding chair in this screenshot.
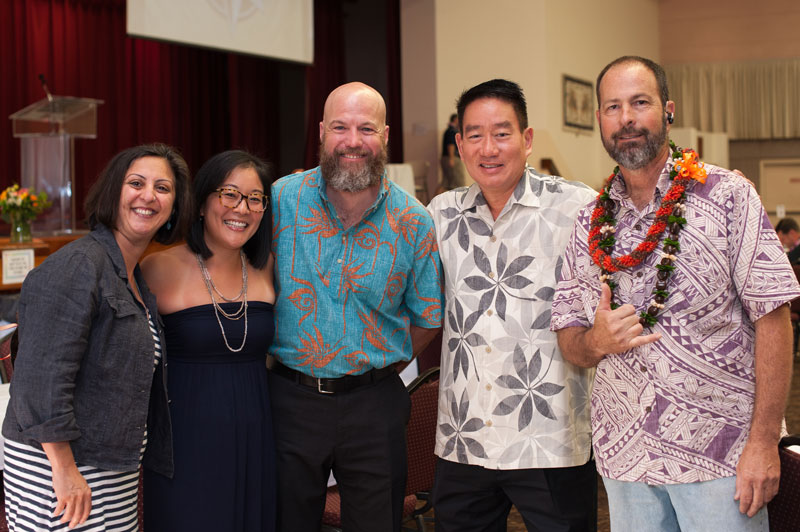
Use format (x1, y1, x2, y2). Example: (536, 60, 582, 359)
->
(790, 266, 800, 356)
(767, 434, 800, 532)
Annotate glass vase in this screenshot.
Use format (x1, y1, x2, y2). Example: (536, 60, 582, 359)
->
(9, 215, 32, 244)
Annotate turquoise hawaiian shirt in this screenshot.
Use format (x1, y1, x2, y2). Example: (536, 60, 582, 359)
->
(271, 167, 443, 378)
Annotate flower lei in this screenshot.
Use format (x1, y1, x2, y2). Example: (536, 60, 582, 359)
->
(587, 141, 707, 326)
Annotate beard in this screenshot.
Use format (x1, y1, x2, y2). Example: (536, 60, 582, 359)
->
(602, 116, 668, 170)
(319, 136, 388, 192)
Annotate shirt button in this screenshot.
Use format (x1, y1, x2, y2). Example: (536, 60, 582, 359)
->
(636, 271, 643, 278)
(487, 309, 493, 316)
(634, 223, 642, 231)
(485, 384, 492, 391)
(337, 258, 342, 263)
(488, 271, 495, 279)
(640, 365, 647, 372)
(342, 237, 346, 245)
(490, 235, 497, 243)
(485, 346, 492, 353)
(645, 406, 652, 413)
(486, 420, 493, 427)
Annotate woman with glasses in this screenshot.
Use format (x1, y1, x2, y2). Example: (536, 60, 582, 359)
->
(141, 150, 276, 532)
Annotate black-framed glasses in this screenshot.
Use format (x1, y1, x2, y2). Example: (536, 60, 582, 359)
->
(215, 187, 269, 213)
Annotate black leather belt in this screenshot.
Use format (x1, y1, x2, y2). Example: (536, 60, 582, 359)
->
(268, 357, 396, 394)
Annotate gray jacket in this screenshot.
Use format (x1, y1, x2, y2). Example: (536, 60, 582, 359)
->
(2, 224, 173, 477)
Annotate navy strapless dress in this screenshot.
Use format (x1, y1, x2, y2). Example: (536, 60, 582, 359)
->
(144, 302, 276, 532)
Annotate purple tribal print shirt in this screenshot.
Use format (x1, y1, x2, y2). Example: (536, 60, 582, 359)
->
(551, 159, 800, 485)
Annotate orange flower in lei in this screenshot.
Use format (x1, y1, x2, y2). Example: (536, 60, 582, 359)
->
(588, 141, 707, 325)
(675, 150, 707, 184)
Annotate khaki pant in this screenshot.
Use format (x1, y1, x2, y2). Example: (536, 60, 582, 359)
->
(440, 156, 465, 190)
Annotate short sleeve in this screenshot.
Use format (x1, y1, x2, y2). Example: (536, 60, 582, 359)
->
(551, 210, 593, 331)
(726, 177, 800, 321)
(404, 215, 444, 329)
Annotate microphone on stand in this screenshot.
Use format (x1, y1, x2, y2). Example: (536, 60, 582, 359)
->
(38, 73, 54, 103)
(39, 73, 57, 133)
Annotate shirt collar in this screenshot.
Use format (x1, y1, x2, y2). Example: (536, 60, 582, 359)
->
(607, 158, 673, 210)
(457, 165, 540, 213)
(89, 223, 129, 280)
(88, 223, 158, 317)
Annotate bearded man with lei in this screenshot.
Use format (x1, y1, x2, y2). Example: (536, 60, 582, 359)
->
(550, 56, 800, 532)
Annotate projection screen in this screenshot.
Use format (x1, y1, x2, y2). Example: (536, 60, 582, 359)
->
(127, 0, 313, 64)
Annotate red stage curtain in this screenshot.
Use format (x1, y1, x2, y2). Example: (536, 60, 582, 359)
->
(385, 0, 403, 163)
(302, 0, 345, 170)
(1, 0, 285, 227)
(1, 0, 403, 228)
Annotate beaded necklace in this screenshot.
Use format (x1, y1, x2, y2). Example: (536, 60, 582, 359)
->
(196, 251, 248, 352)
(587, 141, 707, 327)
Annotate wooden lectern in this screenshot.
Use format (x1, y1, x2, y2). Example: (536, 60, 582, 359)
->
(9, 95, 103, 234)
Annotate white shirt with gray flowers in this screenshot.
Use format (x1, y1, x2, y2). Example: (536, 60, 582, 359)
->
(427, 166, 596, 469)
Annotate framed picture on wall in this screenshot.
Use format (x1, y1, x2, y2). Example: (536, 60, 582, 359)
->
(563, 75, 594, 131)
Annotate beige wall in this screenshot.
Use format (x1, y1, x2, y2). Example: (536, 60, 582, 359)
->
(730, 139, 800, 190)
(659, 0, 800, 64)
(541, 0, 659, 188)
(400, 0, 439, 198)
(401, 0, 661, 193)
(657, 0, 800, 200)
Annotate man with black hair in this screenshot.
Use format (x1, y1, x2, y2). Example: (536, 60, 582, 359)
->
(427, 79, 597, 531)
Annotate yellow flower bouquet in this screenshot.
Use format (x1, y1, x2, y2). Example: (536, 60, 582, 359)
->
(0, 184, 51, 243)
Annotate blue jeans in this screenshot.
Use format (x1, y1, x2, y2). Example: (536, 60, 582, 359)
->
(602, 476, 768, 532)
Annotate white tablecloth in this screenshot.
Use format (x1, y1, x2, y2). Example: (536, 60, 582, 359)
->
(385, 163, 415, 196)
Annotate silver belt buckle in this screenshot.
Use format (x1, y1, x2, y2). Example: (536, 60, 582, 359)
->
(317, 378, 334, 394)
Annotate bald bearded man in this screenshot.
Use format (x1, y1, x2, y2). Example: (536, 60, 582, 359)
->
(268, 82, 443, 531)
